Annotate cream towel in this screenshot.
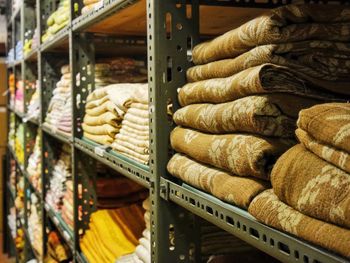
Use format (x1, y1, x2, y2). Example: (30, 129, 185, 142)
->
(115, 134, 149, 148)
(112, 143, 149, 164)
(82, 123, 120, 137)
(123, 113, 149, 126)
(122, 120, 149, 132)
(85, 100, 121, 117)
(83, 112, 121, 127)
(127, 108, 149, 119)
(114, 139, 149, 155)
(120, 126, 149, 138)
(84, 132, 115, 145)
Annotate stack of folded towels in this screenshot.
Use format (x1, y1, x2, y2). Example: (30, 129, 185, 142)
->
(45, 65, 72, 134)
(45, 145, 72, 214)
(108, 58, 148, 84)
(111, 85, 149, 165)
(41, 0, 69, 43)
(167, 4, 350, 211)
(15, 123, 25, 165)
(249, 103, 350, 258)
(61, 180, 73, 230)
(27, 133, 42, 192)
(26, 82, 40, 121)
(116, 198, 151, 263)
(80, 203, 146, 263)
(81, 0, 102, 15)
(28, 193, 43, 258)
(15, 80, 24, 113)
(45, 231, 72, 262)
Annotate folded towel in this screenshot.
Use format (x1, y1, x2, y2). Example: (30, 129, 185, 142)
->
(167, 154, 269, 208)
(83, 132, 115, 145)
(112, 143, 149, 165)
(179, 64, 343, 107)
(85, 100, 121, 117)
(127, 108, 149, 119)
(130, 102, 148, 111)
(297, 103, 350, 153)
(249, 189, 350, 258)
(187, 42, 350, 96)
(120, 125, 149, 138)
(121, 120, 149, 132)
(192, 4, 350, 65)
(271, 144, 350, 229)
(296, 128, 350, 174)
(83, 112, 121, 127)
(114, 138, 149, 155)
(82, 123, 120, 137)
(170, 127, 295, 179)
(115, 134, 149, 148)
(174, 95, 299, 137)
(123, 113, 149, 126)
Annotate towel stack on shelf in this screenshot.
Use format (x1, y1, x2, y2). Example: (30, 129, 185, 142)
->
(15, 80, 24, 113)
(167, 4, 350, 210)
(249, 103, 350, 258)
(61, 180, 74, 229)
(108, 58, 148, 84)
(80, 203, 146, 263)
(81, 0, 102, 15)
(45, 231, 72, 262)
(45, 145, 72, 214)
(27, 133, 42, 192)
(93, 63, 112, 88)
(41, 0, 70, 43)
(15, 123, 25, 165)
(26, 82, 40, 121)
(44, 65, 72, 134)
(111, 84, 149, 165)
(15, 41, 23, 60)
(28, 193, 43, 258)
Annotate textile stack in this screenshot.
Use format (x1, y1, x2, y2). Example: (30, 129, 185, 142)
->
(108, 58, 148, 84)
(41, 0, 70, 43)
(249, 103, 350, 258)
(15, 80, 24, 113)
(92, 63, 111, 89)
(15, 123, 25, 165)
(80, 203, 146, 263)
(111, 84, 149, 165)
(27, 133, 42, 192)
(26, 82, 40, 121)
(45, 145, 72, 215)
(168, 4, 350, 211)
(61, 180, 73, 230)
(45, 231, 72, 262)
(82, 83, 148, 158)
(28, 193, 43, 258)
(81, 0, 102, 15)
(44, 65, 72, 134)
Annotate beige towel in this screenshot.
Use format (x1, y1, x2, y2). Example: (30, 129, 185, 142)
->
(174, 95, 299, 137)
(130, 102, 148, 111)
(114, 138, 149, 155)
(115, 134, 149, 148)
(84, 132, 115, 145)
(119, 128, 149, 140)
(122, 120, 149, 132)
(82, 123, 120, 137)
(297, 103, 350, 153)
(123, 113, 149, 127)
(86, 96, 109, 109)
(192, 4, 350, 65)
(83, 112, 121, 127)
(170, 127, 295, 179)
(178, 64, 341, 107)
(296, 128, 350, 174)
(168, 154, 269, 209)
(61, 65, 70, 75)
(248, 189, 350, 258)
(127, 108, 149, 119)
(271, 144, 350, 229)
(187, 42, 350, 95)
(112, 143, 149, 164)
(85, 100, 121, 117)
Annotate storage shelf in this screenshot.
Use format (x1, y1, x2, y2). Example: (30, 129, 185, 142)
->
(45, 203, 74, 251)
(163, 178, 350, 263)
(26, 116, 40, 126)
(24, 170, 42, 200)
(75, 138, 150, 188)
(42, 123, 72, 144)
(40, 26, 70, 53)
(24, 48, 38, 62)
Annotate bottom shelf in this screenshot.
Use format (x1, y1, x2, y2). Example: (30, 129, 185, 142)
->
(162, 178, 348, 263)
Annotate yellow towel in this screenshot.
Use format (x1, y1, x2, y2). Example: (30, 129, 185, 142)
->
(83, 112, 121, 127)
(82, 123, 120, 137)
(83, 132, 115, 145)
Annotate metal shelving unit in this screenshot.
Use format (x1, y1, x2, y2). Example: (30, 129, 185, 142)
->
(4, 0, 350, 262)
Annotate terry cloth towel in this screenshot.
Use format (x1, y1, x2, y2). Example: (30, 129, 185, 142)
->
(115, 134, 149, 148)
(173, 95, 302, 137)
(248, 189, 350, 258)
(178, 64, 344, 107)
(96, 177, 145, 198)
(111, 143, 149, 165)
(170, 127, 295, 179)
(167, 154, 269, 209)
(271, 144, 350, 229)
(187, 41, 350, 84)
(83, 112, 121, 127)
(122, 120, 149, 132)
(119, 127, 149, 139)
(127, 107, 149, 119)
(192, 4, 350, 65)
(297, 103, 350, 154)
(123, 113, 149, 126)
(82, 123, 120, 137)
(83, 132, 115, 145)
(114, 138, 149, 155)
(296, 129, 350, 174)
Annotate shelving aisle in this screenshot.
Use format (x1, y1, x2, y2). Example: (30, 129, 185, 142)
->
(3, 0, 350, 262)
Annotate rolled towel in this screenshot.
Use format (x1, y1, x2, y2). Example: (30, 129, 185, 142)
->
(249, 189, 350, 258)
(271, 144, 350, 229)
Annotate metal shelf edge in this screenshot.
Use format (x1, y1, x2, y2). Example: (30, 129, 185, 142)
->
(42, 124, 72, 144)
(163, 178, 350, 263)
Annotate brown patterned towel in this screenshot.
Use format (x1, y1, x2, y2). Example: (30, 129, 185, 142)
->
(296, 128, 350, 174)
(174, 95, 299, 137)
(188, 41, 350, 83)
(170, 127, 295, 179)
(167, 154, 269, 209)
(248, 189, 350, 258)
(192, 4, 350, 65)
(298, 103, 350, 153)
(271, 144, 350, 229)
(179, 64, 343, 107)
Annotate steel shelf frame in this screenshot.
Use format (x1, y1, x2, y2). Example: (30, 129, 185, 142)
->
(5, 0, 350, 262)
